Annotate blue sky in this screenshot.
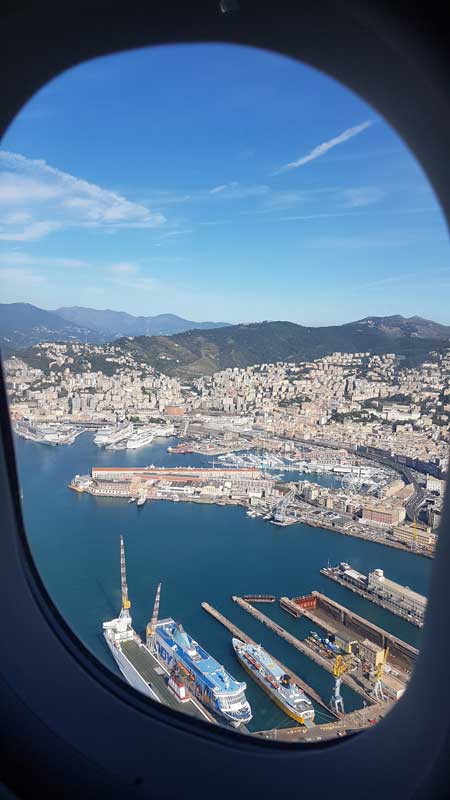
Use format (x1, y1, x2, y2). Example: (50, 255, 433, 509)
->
(0, 43, 449, 325)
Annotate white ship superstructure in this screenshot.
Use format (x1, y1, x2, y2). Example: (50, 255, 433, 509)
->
(102, 535, 160, 702)
(126, 428, 155, 450)
(126, 423, 175, 450)
(15, 419, 80, 446)
(94, 421, 134, 447)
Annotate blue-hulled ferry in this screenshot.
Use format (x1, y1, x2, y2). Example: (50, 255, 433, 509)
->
(151, 619, 252, 727)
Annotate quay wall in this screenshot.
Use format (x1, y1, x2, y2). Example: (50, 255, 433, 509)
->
(309, 592, 418, 662)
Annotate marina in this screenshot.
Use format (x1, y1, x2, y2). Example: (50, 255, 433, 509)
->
(321, 563, 427, 627)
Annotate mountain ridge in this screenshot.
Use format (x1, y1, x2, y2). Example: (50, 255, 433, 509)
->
(0, 303, 230, 348)
(112, 317, 450, 379)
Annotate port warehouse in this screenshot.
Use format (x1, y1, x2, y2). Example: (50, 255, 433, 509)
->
(322, 564, 427, 625)
(72, 467, 279, 501)
(90, 467, 261, 480)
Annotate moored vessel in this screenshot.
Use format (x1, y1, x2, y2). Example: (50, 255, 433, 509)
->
(150, 617, 252, 727)
(232, 638, 315, 726)
(94, 421, 134, 447)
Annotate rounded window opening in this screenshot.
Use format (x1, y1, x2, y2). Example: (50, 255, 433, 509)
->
(1, 42, 448, 743)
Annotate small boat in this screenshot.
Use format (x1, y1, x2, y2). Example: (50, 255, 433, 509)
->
(128, 497, 136, 504)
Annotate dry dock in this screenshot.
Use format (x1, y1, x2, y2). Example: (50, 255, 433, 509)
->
(280, 591, 417, 671)
(232, 596, 374, 703)
(201, 602, 336, 718)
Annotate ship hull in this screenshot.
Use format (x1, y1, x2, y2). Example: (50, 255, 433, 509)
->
(103, 633, 160, 703)
(153, 622, 252, 727)
(237, 654, 312, 724)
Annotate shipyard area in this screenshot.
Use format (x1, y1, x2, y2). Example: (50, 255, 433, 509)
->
(103, 534, 421, 742)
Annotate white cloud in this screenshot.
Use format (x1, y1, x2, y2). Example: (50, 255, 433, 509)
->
(342, 186, 385, 208)
(1, 211, 33, 224)
(207, 182, 269, 200)
(0, 267, 45, 286)
(273, 120, 373, 174)
(209, 184, 229, 194)
(108, 262, 139, 275)
(0, 221, 61, 241)
(0, 251, 88, 268)
(0, 150, 167, 240)
(301, 231, 420, 249)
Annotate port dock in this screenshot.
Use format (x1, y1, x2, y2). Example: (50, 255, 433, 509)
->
(201, 602, 337, 718)
(120, 639, 217, 725)
(280, 591, 417, 671)
(232, 596, 374, 703)
(321, 565, 426, 628)
(254, 700, 390, 741)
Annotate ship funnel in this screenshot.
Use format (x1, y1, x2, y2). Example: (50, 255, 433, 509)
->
(120, 535, 131, 612)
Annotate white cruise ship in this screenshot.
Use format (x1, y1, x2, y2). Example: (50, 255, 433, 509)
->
(126, 423, 175, 449)
(15, 420, 80, 446)
(94, 421, 134, 447)
(126, 427, 155, 450)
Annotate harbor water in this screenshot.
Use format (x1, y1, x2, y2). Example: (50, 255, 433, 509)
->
(14, 433, 431, 733)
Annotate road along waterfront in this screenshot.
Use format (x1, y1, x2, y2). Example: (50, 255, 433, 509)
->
(14, 432, 431, 734)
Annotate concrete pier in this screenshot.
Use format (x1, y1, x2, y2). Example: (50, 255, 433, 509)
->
(201, 602, 337, 717)
(232, 596, 374, 703)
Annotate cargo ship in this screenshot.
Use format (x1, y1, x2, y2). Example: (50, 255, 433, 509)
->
(232, 638, 315, 726)
(151, 619, 252, 727)
(94, 421, 134, 447)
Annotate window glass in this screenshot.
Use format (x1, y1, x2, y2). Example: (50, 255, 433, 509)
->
(1, 43, 447, 742)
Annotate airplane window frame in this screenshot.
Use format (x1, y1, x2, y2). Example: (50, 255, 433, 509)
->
(1, 2, 450, 798)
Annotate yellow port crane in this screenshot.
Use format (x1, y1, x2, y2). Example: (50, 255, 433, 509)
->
(371, 647, 390, 702)
(330, 655, 349, 714)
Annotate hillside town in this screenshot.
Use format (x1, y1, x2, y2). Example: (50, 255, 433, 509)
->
(4, 340, 449, 556)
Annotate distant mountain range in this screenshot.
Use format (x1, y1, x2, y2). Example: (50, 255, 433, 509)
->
(55, 306, 229, 338)
(114, 316, 450, 379)
(1, 304, 449, 378)
(0, 303, 229, 348)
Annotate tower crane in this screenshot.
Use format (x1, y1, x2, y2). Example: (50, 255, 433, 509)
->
(371, 647, 390, 702)
(330, 655, 348, 714)
(146, 582, 162, 651)
(120, 535, 131, 614)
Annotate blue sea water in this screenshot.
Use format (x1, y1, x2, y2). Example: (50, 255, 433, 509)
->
(14, 433, 431, 733)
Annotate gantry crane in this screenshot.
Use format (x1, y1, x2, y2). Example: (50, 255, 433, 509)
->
(330, 654, 348, 714)
(272, 487, 297, 523)
(371, 647, 390, 702)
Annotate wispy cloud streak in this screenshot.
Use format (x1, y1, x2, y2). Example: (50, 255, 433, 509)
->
(273, 121, 373, 174)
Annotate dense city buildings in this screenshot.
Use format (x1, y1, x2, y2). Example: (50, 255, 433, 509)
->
(5, 341, 449, 557)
